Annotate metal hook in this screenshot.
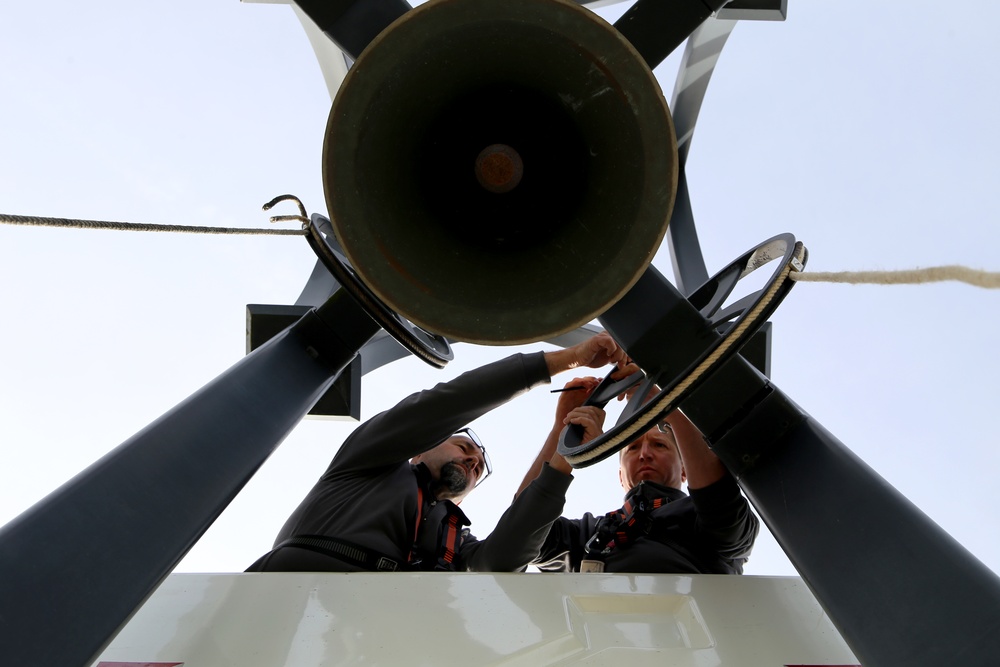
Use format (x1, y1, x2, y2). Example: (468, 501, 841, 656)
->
(262, 194, 310, 227)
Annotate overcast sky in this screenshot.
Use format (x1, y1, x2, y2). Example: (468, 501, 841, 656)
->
(1, 0, 998, 580)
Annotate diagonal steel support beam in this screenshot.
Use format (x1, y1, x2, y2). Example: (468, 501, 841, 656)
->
(601, 266, 1000, 667)
(692, 363, 1000, 667)
(0, 289, 381, 667)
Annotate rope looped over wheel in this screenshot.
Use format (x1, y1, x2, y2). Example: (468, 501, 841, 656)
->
(559, 233, 807, 467)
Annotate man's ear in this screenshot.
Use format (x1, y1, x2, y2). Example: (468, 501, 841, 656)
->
(618, 466, 627, 491)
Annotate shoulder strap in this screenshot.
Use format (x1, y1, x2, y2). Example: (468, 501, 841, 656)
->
(586, 494, 665, 556)
(410, 487, 471, 571)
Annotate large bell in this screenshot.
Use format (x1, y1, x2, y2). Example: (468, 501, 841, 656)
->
(324, 0, 677, 344)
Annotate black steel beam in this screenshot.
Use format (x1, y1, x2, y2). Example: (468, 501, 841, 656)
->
(247, 303, 362, 419)
(292, 0, 411, 61)
(0, 289, 381, 667)
(717, 0, 787, 21)
(666, 168, 710, 295)
(699, 372, 1000, 667)
(600, 264, 1000, 665)
(614, 0, 731, 70)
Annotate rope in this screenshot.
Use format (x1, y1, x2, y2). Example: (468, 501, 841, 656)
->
(790, 266, 999, 289)
(6, 212, 995, 289)
(0, 213, 306, 236)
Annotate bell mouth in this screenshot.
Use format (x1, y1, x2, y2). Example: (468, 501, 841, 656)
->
(324, 0, 677, 344)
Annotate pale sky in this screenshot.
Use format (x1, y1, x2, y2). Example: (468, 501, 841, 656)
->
(1, 0, 998, 581)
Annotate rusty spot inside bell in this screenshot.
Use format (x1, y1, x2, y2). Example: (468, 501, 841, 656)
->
(475, 144, 524, 193)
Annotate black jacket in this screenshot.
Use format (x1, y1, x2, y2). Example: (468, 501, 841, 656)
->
(249, 352, 571, 572)
(533, 475, 758, 574)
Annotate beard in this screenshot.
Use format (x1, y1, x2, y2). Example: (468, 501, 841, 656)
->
(438, 461, 471, 494)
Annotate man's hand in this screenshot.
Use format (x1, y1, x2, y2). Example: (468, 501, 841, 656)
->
(553, 376, 601, 426)
(516, 335, 627, 494)
(563, 406, 606, 445)
(543, 404, 607, 477)
(621, 367, 658, 402)
(544, 332, 627, 377)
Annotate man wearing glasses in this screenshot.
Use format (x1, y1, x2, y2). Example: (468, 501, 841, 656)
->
(516, 378, 759, 574)
(247, 333, 627, 573)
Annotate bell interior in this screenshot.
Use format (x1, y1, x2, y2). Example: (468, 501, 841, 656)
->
(325, 0, 677, 343)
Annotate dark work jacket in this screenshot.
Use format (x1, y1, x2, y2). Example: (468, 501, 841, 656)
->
(533, 475, 759, 574)
(248, 352, 571, 573)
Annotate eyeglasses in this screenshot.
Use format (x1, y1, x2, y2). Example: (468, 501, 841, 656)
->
(453, 427, 493, 487)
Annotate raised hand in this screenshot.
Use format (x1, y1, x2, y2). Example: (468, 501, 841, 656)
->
(563, 405, 607, 445)
(553, 376, 601, 426)
(544, 332, 627, 376)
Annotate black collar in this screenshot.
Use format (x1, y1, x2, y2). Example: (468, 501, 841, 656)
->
(412, 462, 434, 492)
(623, 480, 686, 505)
